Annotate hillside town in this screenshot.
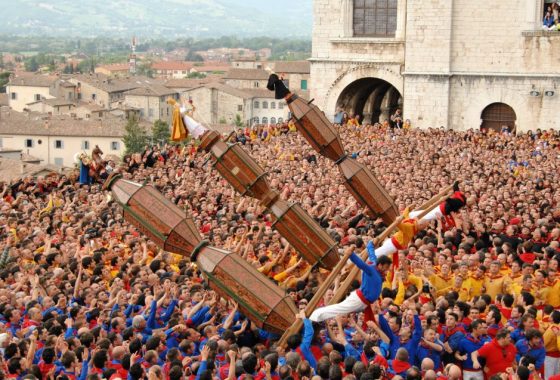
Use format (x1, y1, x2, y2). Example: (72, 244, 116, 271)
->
(0, 53, 310, 178)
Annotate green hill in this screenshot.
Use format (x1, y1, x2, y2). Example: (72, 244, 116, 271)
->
(0, 0, 312, 38)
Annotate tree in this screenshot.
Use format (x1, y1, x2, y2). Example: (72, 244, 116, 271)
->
(187, 71, 206, 79)
(234, 114, 244, 128)
(123, 117, 147, 154)
(137, 60, 154, 78)
(77, 57, 98, 74)
(185, 50, 204, 62)
(24, 57, 39, 72)
(152, 120, 170, 144)
(0, 72, 11, 94)
(63, 64, 74, 74)
(0, 53, 4, 70)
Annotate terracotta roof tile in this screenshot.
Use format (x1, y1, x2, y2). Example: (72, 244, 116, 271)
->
(0, 110, 150, 138)
(224, 68, 269, 80)
(272, 61, 310, 74)
(9, 74, 58, 87)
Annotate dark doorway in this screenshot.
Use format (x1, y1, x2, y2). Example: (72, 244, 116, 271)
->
(480, 103, 516, 133)
(336, 78, 402, 125)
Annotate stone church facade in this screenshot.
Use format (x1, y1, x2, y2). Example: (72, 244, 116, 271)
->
(310, 0, 560, 132)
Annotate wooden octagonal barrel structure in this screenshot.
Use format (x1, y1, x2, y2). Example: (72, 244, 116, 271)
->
(199, 130, 338, 270)
(105, 174, 201, 256)
(195, 245, 297, 335)
(287, 95, 345, 162)
(104, 174, 298, 334)
(269, 199, 339, 270)
(200, 130, 277, 202)
(338, 158, 399, 225)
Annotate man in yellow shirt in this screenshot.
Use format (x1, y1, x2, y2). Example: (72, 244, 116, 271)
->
(543, 310, 560, 379)
(464, 265, 486, 299)
(436, 274, 469, 302)
(533, 270, 550, 307)
(429, 263, 454, 293)
(547, 274, 560, 308)
(510, 275, 535, 297)
(505, 261, 524, 293)
(484, 261, 507, 300)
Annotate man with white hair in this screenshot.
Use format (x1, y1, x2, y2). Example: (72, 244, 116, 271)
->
(132, 315, 151, 343)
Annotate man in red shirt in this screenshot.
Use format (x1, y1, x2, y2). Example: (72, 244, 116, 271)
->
(471, 328, 517, 379)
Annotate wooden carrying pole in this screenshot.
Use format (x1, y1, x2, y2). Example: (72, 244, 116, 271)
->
(277, 247, 355, 346)
(329, 183, 455, 305)
(276, 183, 456, 345)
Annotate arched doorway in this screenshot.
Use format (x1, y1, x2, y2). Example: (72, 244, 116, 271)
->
(336, 78, 402, 125)
(480, 103, 516, 133)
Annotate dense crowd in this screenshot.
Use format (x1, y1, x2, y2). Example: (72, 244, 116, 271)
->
(0, 120, 559, 380)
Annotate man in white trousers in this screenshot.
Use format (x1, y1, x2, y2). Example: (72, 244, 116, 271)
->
(374, 181, 467, 258)
(180, 100, 208, 139)
(309, 239, 392, 322)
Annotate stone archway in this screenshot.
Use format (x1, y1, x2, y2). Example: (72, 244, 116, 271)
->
(480, 102, 517, 133)
(336, 77, 403, 124)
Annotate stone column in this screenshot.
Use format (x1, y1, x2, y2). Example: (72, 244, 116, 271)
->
(342, 0, 353, 37)
(380, 106, 391, 123)
(396, 0, 407, 39)
(526, 0, 541, 30)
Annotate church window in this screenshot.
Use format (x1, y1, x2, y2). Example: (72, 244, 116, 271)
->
(353, 0, 397, 37)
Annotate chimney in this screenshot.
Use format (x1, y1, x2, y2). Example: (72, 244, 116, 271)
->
(44, 121, 49, 129)
(20, 162, 26, 174)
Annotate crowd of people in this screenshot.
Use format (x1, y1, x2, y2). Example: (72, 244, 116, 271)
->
(543, 2, 560, 30)
(0, 118, 559, 380)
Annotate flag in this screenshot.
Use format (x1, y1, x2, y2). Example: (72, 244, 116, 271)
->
(168, 98, 187, 142)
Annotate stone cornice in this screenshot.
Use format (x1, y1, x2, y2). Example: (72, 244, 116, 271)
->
(329, 37, 405, 44)
(403, 71, 560, 78)
(309, 58, 403, 65)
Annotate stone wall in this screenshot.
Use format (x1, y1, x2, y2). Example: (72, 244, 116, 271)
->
(183, 87, 250, 125)
(7, 85, 54, 113)
(311, 0, 560, 131)
(404, 0, 452, 74)
(123, 94, 172, 124)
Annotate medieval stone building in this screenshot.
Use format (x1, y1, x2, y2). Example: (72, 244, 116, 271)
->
(310, 0, 560, 132)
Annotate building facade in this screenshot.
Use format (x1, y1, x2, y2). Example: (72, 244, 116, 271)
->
(151, 61, 194, 79)
(0, 110, 149, 167)
(182, 83, 251, 126)
(311, 0, 560, 132)
(182, 84, 290, 127)
(6, 75, 57, 112)
(123, 85, 178, 123)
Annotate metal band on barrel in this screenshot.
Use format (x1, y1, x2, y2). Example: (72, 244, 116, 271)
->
(190, 240, 210, 262)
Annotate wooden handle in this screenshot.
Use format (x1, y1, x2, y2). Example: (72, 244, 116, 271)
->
(277, 247, 355, 346)
(275, 183, 458, 346)
(327, 182, 457, 305)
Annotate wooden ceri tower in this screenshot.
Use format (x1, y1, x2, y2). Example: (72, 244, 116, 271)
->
(267, 73, 399, 225)
(199, 131, 339, 270)
(103, 174, 297, 335)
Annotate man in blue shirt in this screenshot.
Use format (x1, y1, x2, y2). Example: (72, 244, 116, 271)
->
(516, 328, 546, 373)
(378, 302, 422, 361)
(455, 319, 491, 380)
(309, 241, 391, 322)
